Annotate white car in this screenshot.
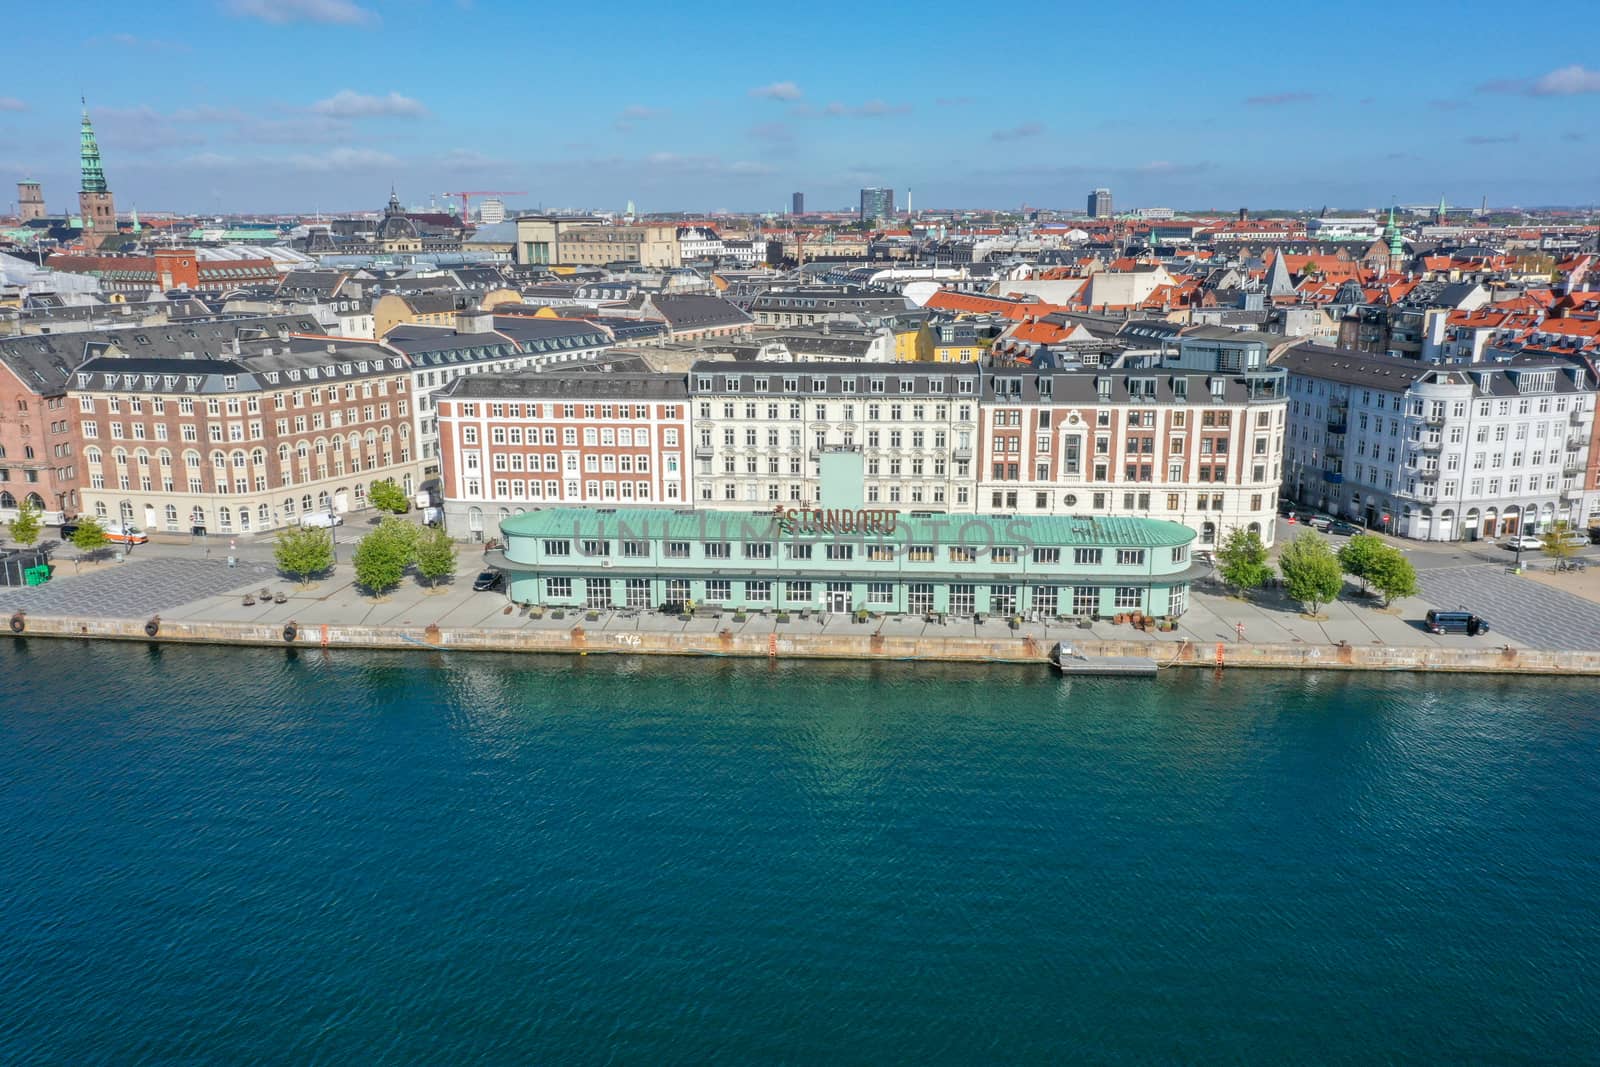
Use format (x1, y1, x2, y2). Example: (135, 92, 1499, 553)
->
(1502, 534, 1543, 551)
(298, 512, 344, 529)
(103, 522, 149, 545)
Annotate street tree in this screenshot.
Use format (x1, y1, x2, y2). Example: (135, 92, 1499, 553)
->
(274, 526, 334, 587)
(1336, 534, 1386, 593)
(69, 516, 109, 566)
(1215, 528, 1271, 596)
(1541, 520, 1578, 562)
(352, 518, 417, 596)
(1365, 546, 1419, 607)
(413, 525, 458, 589)
(1278, 531, 1344, 616)
(8, 501, 41, 547)
(368, 479, 410, 515)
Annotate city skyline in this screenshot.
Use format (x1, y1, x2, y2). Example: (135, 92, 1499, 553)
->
(2, 0, 1599, 214)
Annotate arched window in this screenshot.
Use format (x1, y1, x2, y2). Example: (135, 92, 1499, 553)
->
(314, 438, 327, 456)
(134, 448, 150, 466)
(258, 504, 270, 527)
(284, 497, 297, 515)
(300, 494, 313, 512)
(157, 449, 172, 468)
(219, 506, 232, 531)
(112, 447, 129, 465)
(380, 426, 392, 442)
(316, 491, 330, 510)
(230, 450, 247, 468)
(191, 506, 206, 527)
(94, 501, 108, 517)
(85, 446, 103, 465)
(184, 449, 202, 468)
(250, 448, 266, 467)
(24, 493, 43, 509)
(296, 442, 309, 459)
(0, 491, 14, 509)
(164, 504, 178, 526)
(211, 451, 227, 469)
(277, 443, 291, 464)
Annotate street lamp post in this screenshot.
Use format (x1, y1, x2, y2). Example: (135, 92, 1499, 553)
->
(120, 499, 134, 555)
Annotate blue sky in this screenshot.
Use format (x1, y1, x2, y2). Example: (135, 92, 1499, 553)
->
(3, 0, 1597, 215)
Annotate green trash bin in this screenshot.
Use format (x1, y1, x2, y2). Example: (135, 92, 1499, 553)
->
(23, 565, 49, 586)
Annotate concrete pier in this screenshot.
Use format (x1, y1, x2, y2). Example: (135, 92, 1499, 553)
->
(9, 611, 1600, 676)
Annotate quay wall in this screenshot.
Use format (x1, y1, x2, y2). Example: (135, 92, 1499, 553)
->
(9, 613, 1600, 676)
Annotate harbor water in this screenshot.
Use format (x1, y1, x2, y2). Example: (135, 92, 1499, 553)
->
(1, 641, 1596, 1063)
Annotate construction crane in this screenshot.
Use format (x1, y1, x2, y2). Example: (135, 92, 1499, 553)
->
(437, 190, 527, 218)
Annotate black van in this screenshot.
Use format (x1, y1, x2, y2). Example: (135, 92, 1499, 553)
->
(1426, 610, 1490, 636)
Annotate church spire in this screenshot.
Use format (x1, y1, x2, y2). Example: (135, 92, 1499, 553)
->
(80, 100, 108, 194)
(1383, 204, 1405, 272)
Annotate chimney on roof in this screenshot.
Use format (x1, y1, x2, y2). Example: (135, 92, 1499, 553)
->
(457, 309, 494, 334)
(231, 338, 240, 355)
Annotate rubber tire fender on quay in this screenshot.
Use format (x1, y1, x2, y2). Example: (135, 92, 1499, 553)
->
(144, 617, 160, 638)
(283, 622, 298, 643)
(8, 612, 23, 634)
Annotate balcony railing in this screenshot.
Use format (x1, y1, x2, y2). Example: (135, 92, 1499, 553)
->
(1418, 440, 1442, 453)
(1322, 469, 1343, 484)
(953, 447, 972, 461)
(1423, 414, 1445, 428)
(1567, 435, 1589, 450)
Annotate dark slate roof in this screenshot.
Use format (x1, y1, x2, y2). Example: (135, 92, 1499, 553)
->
(649, 293, 752, 330)
(441, 371, 688, 400)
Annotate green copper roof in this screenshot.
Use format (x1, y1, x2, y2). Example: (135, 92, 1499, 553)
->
(500, 508, 1196, 549)
(80, 103, 108, 194)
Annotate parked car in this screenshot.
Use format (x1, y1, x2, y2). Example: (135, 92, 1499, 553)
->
(1425, 610, 1490, 636)
(1503, 534, 1543, 551)
(1305, 514, 1334, 532)
(1327, 520, 1361, 536)
(299, 512, 344, 529)
(58, 521, 80, 540)
(472, 570, 504, 592)
(103, 523, 149, 545)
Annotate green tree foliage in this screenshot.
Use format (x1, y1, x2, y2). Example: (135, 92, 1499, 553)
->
(352, 518, 417, 596)
(1541, 520, 1577, 562)
(1278, 531, 1344, 615)
(1215, 528, 1272, 595)
(8, 501, 41, 547)
(1336, 534, 1386, 593)
(1366, 547, 1419, 607)
(274, 526, 334, 586)
(69, 516, 109, 556)
(368, 479, 410, 515)
(413, 525, 458, 588)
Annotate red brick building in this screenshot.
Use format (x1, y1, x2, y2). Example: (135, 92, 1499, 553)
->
(435, 374, 691, 540)
(46, 249, 279, 293)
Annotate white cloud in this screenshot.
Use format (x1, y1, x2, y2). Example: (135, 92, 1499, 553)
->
(1532, 64, 1600, 95)
(991, 122, 1045, 142)
(221, 0, 379, 26)
(0, 97, 26, 112)
(750, 81, 802, 101)
(309, 90, 428, 119)
(289, 146, 400, 170)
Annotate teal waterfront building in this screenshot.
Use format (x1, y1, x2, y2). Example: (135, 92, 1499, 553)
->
(493, 505, 1199, 618)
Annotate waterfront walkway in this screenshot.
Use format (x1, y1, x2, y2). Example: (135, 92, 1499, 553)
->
(0, 549, 1566, 661)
